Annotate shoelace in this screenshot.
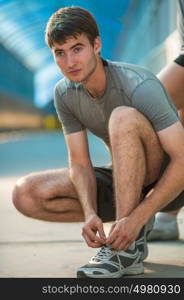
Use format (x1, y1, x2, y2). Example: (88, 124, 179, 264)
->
(91, 246, 115, 262)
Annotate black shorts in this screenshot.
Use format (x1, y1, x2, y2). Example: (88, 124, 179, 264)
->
(174, 54, 184, 67)
(95, 167, 184, 222)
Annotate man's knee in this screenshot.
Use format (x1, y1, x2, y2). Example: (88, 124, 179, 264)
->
(12, 175, 36, 217)
(109, 106, 141, 137)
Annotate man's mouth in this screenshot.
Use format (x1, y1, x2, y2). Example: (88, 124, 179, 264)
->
(69, 69, 81, 75)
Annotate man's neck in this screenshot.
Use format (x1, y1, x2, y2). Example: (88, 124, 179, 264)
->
(83, 58, 106, 99)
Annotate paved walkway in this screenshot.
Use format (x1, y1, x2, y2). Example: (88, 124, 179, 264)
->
(0, 131, 184, 278)
(0, 176, 184, 278)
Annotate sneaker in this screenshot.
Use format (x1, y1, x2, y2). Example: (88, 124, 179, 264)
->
(77, 243, 144, 278)
(147, 213, 179, 241)
(136, 216, 155, 260)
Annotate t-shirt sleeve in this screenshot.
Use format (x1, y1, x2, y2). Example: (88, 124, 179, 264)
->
(54, 85, 86, 135)
(131, 79, 179, 131)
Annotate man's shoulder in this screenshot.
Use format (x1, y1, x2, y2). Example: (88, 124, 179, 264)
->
(54, 77, 80, 96)
(106, 59, 159, 97)
(107, 59, 155, 81)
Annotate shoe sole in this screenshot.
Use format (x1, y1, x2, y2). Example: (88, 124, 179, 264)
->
(77, 262, 144, 278)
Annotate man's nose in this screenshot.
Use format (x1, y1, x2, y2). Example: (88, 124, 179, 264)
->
(66, 53, 76, 68)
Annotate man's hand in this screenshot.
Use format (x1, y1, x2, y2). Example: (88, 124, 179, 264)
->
(82, 215, 106, 248)
(106, 217, 142, 250)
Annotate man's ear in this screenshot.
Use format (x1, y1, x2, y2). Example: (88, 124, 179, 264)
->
(94, 36, 101, 55)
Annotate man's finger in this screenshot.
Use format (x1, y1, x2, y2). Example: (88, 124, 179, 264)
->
(106, 227, 117, 244)
(97, 223, 106, 242)
(108, 237, 122, 250)
(107, 222, 116, 236)
(83, 233, 102, 248)
(84, 227, 103, 244)
(117, 241, 131, 251)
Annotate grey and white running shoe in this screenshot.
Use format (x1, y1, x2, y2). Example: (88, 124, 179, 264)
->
(136, 216, 155, 260)
(77, 243, 143, 278)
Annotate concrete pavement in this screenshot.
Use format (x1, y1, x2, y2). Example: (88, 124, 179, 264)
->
(0, 131, 184, 278)
(0, 176, 184, 278)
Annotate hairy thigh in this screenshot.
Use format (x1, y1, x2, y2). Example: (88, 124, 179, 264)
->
(16, 168, 78, 199)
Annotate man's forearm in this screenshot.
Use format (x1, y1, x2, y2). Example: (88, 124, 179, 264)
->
(130, 157, 184, 225)
(70, 164, 97, 219)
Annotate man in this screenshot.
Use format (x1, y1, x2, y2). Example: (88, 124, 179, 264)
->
(148, 0, 184, 241)
(12, 7, 184, 278)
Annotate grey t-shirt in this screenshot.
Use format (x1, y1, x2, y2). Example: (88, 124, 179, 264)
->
(54, 59, 179, 146)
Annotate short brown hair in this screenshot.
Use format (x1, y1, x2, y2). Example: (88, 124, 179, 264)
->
(45, 6, 100, 48)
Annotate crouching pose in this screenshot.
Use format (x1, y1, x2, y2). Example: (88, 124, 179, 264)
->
(13, 7, 184, 278)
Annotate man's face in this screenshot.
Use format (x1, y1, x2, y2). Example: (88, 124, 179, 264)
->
(51, 34, 101, 83)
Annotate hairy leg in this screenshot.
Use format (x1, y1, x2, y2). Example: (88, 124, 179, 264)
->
(108, 107, 164, 220)
(12, 168, 84, 222)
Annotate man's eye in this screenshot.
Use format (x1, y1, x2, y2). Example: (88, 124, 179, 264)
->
(74, 47, 82, 53)
(57, 51, 65, 56)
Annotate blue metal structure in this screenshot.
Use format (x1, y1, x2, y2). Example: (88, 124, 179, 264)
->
(0, 0, 131, 107)
(118, 0, 177, 68)
(0, 43, 34, 103)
